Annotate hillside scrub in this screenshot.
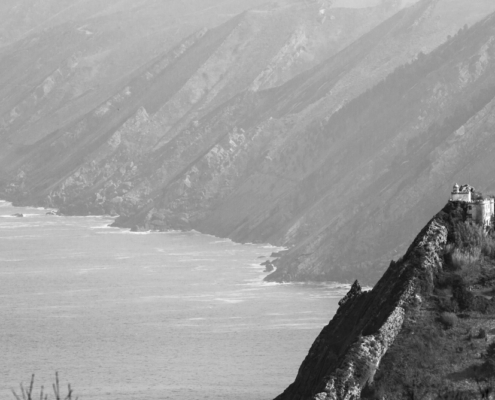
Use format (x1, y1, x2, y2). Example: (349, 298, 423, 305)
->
(361, 200, 495, 399)
(439, 312, 458, 328)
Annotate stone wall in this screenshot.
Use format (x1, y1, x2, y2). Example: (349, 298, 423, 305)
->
(468, 199, 494, 227)
(451, 192, 471, 202)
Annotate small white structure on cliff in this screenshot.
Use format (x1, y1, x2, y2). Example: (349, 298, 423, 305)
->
(451, 183, 472, 202)
(450, 183, 495, 227)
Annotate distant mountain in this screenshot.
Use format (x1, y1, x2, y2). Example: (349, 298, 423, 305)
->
(0, 0, 273, 154)
(0, 0, 271, 48)
(1, 0, 495, 284)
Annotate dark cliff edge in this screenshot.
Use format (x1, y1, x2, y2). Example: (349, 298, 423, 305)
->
(276, 201, 495, 399)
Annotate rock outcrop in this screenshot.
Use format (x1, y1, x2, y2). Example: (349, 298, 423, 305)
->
(274, 219, 447, 400)
(275, 202, 495, 399)
(261, 260, 275, 272)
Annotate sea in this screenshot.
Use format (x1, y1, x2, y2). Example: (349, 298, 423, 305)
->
(0, 200, 347, 400)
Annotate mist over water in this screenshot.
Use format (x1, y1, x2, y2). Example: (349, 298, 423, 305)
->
(0, 201, 345, 399)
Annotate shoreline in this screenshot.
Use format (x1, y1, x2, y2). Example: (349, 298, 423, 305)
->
(0, 199, 292, 282)
(0, 199, 353, 288)
(0, 199, 344, 400)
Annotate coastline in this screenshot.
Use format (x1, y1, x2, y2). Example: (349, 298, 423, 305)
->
(0, 198, 299, 283)
(0, 203, 343, 399)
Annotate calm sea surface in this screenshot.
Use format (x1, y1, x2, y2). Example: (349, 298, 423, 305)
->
(0, 201, 346, 400)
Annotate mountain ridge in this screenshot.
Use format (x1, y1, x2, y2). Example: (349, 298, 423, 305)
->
(2, 0, 495, 285)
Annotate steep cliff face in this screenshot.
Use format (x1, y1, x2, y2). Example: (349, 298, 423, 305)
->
(2, 0, 495, 284)
(275, 202, 495, 399)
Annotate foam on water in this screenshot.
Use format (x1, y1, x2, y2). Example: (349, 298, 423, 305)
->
(96, 229, 153, 235)
(211, 239, 232, 244)
(89, 224, 114, 229)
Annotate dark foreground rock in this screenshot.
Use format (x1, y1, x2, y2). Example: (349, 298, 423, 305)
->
(275, 201, 495, 399)
(261, 260, 275, 273)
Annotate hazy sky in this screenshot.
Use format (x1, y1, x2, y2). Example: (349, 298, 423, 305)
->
(332, 0, 419, 8)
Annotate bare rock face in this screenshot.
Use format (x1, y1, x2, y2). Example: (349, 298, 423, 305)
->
(337, 280, 362, 307)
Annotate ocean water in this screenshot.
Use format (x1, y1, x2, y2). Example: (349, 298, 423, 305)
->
(0, 201, 346, 400)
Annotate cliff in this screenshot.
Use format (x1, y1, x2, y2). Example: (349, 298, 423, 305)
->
(275, 201, 495, 399)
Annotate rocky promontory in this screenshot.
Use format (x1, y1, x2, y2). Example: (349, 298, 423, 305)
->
(276, 200, 495, 399)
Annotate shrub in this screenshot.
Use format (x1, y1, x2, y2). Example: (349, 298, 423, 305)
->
(481, 235, 495, 259)
(480, 343, 495, 378)
(452, 280, 475, 311)
(454, 221, 484, 250)
(439, 312, 458, 328)
(11, 373, 77, 400)
(486, 343, 495, 360)
(450, 248, 481, 270)
(449, 220, 495, 261)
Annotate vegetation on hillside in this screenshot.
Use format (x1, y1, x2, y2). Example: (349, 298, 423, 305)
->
(362, 200, 495, 399)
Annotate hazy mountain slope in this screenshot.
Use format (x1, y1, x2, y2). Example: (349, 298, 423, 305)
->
(0, 0, 271, 48)
(2, 0, 495, 285)
(0, 0, 275, 156)
(120, 0, 495, 284)
(0, 1, 406, 208)
(262, 10, 495, 284)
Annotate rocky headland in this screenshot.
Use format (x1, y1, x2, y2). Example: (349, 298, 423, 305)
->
(275, 199, 495, 399)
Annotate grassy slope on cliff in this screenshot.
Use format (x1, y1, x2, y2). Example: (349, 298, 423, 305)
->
(365, 201, 495, 399)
